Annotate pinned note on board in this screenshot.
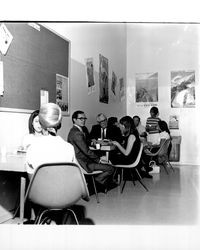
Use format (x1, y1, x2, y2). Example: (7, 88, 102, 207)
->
(0, 61, 3, 96)
(40, 89, 49, 106)
(0, 23, 13, 55)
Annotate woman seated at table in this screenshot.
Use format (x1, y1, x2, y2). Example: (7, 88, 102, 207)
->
(21, 110, 44, 151)
(25, 103, 78, 178)
(143, 120, 171, 167)
(109, 116, 152, 178)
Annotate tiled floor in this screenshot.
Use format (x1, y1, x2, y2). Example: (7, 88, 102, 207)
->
(78, 164, 200, 225)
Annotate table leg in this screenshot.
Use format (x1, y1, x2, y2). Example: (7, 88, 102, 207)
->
(20, 177, 26, 221)
(105, 152, 109, 162)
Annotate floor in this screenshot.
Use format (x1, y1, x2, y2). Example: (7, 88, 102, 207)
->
(78, 164, 200, 225)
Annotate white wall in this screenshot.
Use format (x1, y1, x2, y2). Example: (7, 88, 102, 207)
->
(126, 23, 200, 165)
(0, 23, 126, 151)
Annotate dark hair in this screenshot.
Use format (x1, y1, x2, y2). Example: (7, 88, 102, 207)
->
(72, 110, 85, 123)
(150, 106, 159, 116)
(119, 116, 139, 138)
(28, 110, 39, 134)
(158, 120, 170, 134)
(107, 117, 118, 127)
(133, 115, 140, 121)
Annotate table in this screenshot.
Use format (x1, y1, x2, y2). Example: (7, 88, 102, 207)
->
(0, 153, 26, 222)
(90, 144, 116, 162)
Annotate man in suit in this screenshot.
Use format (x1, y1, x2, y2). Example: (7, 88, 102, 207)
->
(90, 113, 122, 144)
(68, 110, 115, 191)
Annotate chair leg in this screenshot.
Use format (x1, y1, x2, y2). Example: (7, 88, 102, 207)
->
(162, 162, 169, 175)
(167, 161, 175, 172)
(135, 168, 149, 192)
(67, 209, 79, 225)
(35, 209, 50, 224)
(91, 176, 100, 203)
(121, 179, 127, 193)
(130, 169, 136, 186)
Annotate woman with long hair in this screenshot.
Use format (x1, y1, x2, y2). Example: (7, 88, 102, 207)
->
(109, 116, 152, 178)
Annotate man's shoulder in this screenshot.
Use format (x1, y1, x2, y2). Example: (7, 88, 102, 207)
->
(91, 124, 100, 130)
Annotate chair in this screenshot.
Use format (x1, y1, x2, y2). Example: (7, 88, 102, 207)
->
(24, 162, 90, 224)
(80, 167, 103, 203)
(145, 139, 174, 174)
(114, 143, 148, 193)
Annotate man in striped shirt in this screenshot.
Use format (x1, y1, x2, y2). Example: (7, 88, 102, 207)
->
(146, 106, 161, 145)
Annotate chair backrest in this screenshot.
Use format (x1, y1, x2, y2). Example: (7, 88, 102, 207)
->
(157, 139, 171, 164)
(25, 162, 90, 209)
(132, 142, 144, 167)
(157, 139, 171, 156)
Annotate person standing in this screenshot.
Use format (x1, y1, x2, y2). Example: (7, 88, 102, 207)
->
(145, 106, 161, 145)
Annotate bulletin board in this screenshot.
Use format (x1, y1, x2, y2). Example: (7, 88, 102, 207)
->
(0, 23, 70, 113)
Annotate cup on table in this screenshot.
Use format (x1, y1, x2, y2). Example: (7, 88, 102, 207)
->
(96, 143, 100, 150)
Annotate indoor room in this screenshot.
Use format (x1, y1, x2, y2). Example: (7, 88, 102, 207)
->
(0, 21, 200, 248)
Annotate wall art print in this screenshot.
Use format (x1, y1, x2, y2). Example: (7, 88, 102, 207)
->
(171, 70, 195, 108)
(99, 54, 109, 104)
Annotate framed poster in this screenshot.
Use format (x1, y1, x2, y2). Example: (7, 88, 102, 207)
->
(56, 74, 69, 116)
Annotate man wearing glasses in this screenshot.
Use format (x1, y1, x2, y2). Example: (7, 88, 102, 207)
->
(68, 110, 115, 191)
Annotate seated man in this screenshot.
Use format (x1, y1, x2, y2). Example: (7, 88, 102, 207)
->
(90, 113, 122, 144)
(68, 110, 116, 191)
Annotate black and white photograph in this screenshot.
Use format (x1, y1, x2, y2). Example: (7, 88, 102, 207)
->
(1, 3, 200, 249)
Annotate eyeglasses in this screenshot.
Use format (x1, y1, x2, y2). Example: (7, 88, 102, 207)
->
(98, 119, 107, 123)
(77, 117, 87, 121)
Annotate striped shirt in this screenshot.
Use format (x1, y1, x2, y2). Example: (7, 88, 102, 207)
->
(146, 117, 160, 134)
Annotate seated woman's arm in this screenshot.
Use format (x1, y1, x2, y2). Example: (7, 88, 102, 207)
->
(112, 134, 135, 156)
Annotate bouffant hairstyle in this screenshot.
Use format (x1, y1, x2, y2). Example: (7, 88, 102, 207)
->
(39, 103, 62, 130)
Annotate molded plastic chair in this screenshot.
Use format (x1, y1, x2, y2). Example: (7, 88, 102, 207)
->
(114, 143, 148, 193)
(145, 139, 174, 174)
(80, 167, 103, 203)
(24, 162, 90, 224)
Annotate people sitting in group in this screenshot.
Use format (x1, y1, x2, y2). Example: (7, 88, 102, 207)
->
(90, 113, 122, 143)
(25, 103, 78, 178)
(21, 110, 44, 151)
(109, 116, 153, 178)
(67, 110, 116, 192)
(133, 115, 147, 141)
(145, 106, 161, 145)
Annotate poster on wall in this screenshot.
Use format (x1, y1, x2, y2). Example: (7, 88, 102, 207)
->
(169, 115, 179, 129)
(111, 71, 117, 96)
(56, 74, 69, 116)
(171, 70, 195, 108)
(135, 72, 158, 107)
(119, 77, 125, 102)
(85, 58, 95, 95)
(99, 54, 109, 104)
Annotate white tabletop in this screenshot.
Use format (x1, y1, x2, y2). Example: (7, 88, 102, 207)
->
(0, 153, 26, 172)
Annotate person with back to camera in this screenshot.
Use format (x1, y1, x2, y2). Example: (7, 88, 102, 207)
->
(68, 110, 116, 192)
(145, 106, 161, 145)
(143, 120, 172, 169)
(21, 110, 44, 151)
(25, 103, 78, 178)
(109, 116, 153, 179)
